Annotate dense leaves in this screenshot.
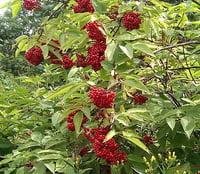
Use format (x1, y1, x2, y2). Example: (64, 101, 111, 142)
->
(0, 0, 200, 174)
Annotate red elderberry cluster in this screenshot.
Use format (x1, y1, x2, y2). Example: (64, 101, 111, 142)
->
(79, 146, 89, 156)
(62, 55, 76, 69)
(94, 110, 105, 120)
(84, 21, 106, 42)
(73, 0, 94, 13)
(140, 135, 153, 145)
(122, 12, 142, 31)
(23, 0, 42, 10)
(88, 87, 116, 108)
(87, 41, 106, 71)
(66, 110, 87, 131)
(76, 21, 106, 71)
(25, 46, 44, 66)
(84, 127, 127, 164)
(108, 6, 119, 19)
(132, 90, 148, 105)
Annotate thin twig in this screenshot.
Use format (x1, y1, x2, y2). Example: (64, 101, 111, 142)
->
(192, 0, 200, 6)
(182, 46, 197, 84)
(169, 66, 200, 71)
(153, 41, 200, 54)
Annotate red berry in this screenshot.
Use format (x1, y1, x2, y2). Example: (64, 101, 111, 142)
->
(25, 46, 44, 66)
(62, 55, 76, 69)
(79, 146, 89, 156)
(66, 123, 75, 131)
(108, 6, 119, 19)
(140, 135, 153, 145)
(122, 12, 142, 31)
(84, 21, 106, 42)
(83, 127, 127, 164)
(88, 87, 116, 108)
(133, 95, 148, 105)
(73, 0, 94, 13)
(23, 0, 42, 10)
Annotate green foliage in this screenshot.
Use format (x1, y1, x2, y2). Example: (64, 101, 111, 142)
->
(0, 0, 200, 173)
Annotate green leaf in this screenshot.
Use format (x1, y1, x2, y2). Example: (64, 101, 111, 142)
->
(101, 60, 113, 71)
(18, 142, 40, 150)
(123, 78, 149, 92)
(46, 26, 57, 39)
(47, 83, 86, 100)
(166, 118, 176, 130)
(123, 131, 150, 153)
(31, 132, 43, 143)
(180, 117, 195, 138)
(41, 45, 49, 59)
(166, 162, 190, 174)
(74, 112, 83, 136)
(52, 113, 60, 127)
(105, 42, 117, 62)
(91, 0, 107, 13)
(104, 130, 117, 142)
(12, 0, 21, 17)
(16, 167, 25, 174)
(119, 44, 133, 59)
(132, 43, 155, 57)
(81, 107, 91, 120)
(68, 67, 79, 79)
(63, 84, 86, 101)
(38, 154, 63, 161)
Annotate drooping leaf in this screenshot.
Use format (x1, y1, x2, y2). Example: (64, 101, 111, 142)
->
(166, 118, 176, 130)
(74, 112, 83, 136)
(105, 42, 117, 62)
(123, 78, 149, 92)
(132, 43, 155, 57)
(180, 117, 195, 138)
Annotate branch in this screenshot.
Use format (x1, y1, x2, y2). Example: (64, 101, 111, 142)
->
(153, 41, 200, 54)
(169, 66, 200, 71)
(192, 0, 200, 6)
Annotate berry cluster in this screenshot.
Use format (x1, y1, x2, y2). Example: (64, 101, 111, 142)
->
(84, 21, 106, 42)
(79, 146, 89, 156)
(66, 110, 87, 131)
(87, 41, 106, 71)
(25, 46, 44, 66)
(88, 87, 116, 108)
(108, 6, 119, 19)
(94, 110, 105, 120)
(76, 21, 106, 71)
(84, 127, 127, 164)
(140, 135, 153, 145)
(122, 12, 141, 31)
(62, 55, 76, 69)
(23, 0, 42, 10)
(73, 0, 94, 13)
(132, 90, 148, 105)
